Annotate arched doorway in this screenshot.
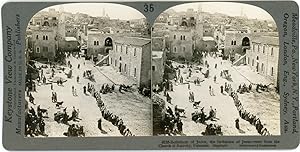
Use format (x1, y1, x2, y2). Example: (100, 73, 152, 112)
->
(181, 21, 188, 26)
(43, 21, 50, 26)
(242, 37, 250, 54)
(104, 37, 113, 47)
(242, 37, 250, 46)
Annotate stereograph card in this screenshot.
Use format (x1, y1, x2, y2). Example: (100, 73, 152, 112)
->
(1, 0, 299, 150)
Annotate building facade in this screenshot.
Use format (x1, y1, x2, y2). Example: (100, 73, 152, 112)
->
(152, 51, 164, 86)
(26, 8, 65, 61)
(168, 29, 194, 60)
(223, 30, 251, 59)
(109, 37, 151, 87)
(86, 31, 114, 58)
(246, 36, 279, 87)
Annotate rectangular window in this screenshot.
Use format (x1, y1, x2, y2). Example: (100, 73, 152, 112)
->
(94, 41, 96, 45)
(36, 35, 39, 40)
(174, 47, 177, 53)
(134, 48, 137, 56)
(174, 35, 176, 39)
(134, 68, 137, 77)
(126, 47, 128, 54)
(271, 48, 274, 56)
(152, 66, 155, 71)
(183, 46, 186, 51)
(271, 67, 274, 76)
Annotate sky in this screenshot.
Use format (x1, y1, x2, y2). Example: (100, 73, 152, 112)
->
(39, 2, 274, 21)
(169, 2, 274, 21)
(41, 3, 145, 20)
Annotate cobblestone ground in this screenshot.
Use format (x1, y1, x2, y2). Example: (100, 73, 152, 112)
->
(158, 55, 280, 136)
(26, 55, 151, 137)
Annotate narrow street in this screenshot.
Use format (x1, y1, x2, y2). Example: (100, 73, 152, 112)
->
(26, 55, 151, 137)
(159, 54, 280, 136)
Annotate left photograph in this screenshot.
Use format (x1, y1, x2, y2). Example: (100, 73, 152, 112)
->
(25, 3, 152, 137)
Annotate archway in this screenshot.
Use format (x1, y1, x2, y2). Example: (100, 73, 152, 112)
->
(43, 21, 50, 26)
(104, 37, 113, 47)
(181, 21, 188, 26)
(242, 37, 250, 46)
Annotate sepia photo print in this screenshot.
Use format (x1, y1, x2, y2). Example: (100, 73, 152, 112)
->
(25, 3, 152, 137)
(152, 2, 280, 136)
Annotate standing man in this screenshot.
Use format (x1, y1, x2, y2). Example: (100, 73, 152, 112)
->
(220, 85, 224, 94)
(98, 118, 102, 131)
(235, 118, 240, 130)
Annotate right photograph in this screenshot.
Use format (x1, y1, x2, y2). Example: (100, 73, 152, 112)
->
(152, 2, 280, 136)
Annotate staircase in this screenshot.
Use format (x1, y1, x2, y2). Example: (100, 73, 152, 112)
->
(232, 54, 246, 66)
(95, 55, 109, 66)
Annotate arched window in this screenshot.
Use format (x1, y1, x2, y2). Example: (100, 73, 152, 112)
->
(36, 47, 40, 53)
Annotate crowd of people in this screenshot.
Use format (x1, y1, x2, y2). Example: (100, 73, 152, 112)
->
(93, 90, 134, 136)
(202, 123, 222, 136)
(25, 106, 48, 137)
(191, 106, 218, 124)
(162, 106, 184, 136)
(230, 89, 271, 136)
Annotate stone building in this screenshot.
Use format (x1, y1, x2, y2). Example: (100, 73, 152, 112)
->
(246, 36, 279, 87)
(26, 8, 65, 61)
(86, 31, 113, 58)
(155, 8, 205, 61)
(168, 29, 194, 60)
(199, 36, 217, 52)
(59, 37, 80, 52)
(152, 51, 164, 86)
(223, 29, 251, 59)
(109, 37, 151, 87)
(29, 28, 58, 60)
